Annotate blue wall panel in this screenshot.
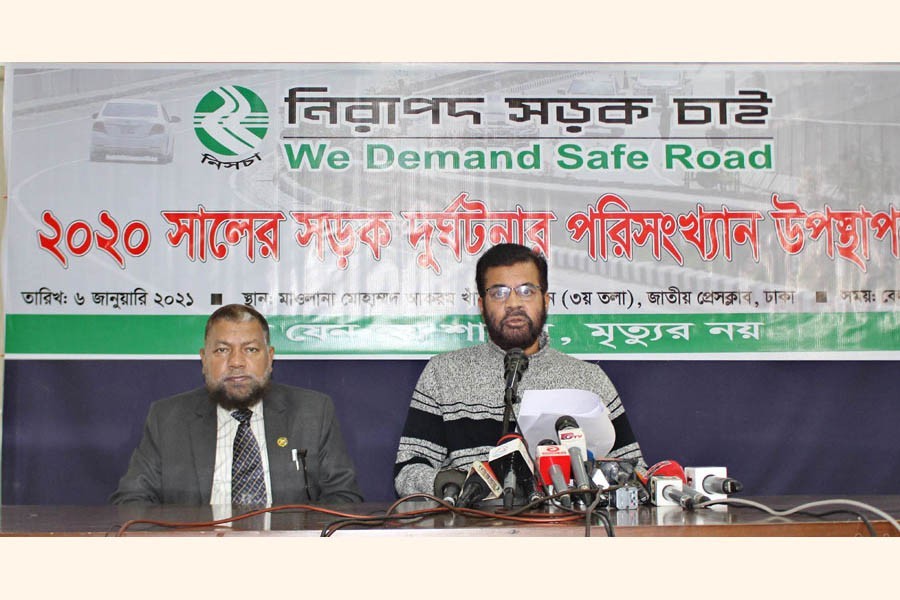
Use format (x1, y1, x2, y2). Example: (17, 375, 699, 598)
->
(3, 359, 898, 504)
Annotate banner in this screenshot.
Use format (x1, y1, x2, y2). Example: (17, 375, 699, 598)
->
(5, 63, 900, 357)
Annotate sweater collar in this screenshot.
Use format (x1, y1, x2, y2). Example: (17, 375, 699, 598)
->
(486, 331, 550, 359)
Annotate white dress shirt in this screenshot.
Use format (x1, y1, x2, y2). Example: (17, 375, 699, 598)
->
(210, 403, 273, 506)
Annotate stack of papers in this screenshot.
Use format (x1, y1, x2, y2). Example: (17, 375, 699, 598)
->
(517, 389, 616, 458)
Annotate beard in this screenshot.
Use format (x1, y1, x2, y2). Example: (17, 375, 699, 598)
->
(483, 303, 547, 351)
(206, 373, 270, 411)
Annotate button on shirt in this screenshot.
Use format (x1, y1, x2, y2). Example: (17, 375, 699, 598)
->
(210, 404, 273, 506)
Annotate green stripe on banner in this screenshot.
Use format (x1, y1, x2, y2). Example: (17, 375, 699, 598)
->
(6, 314, 210, 355)
(6, 312, 900, 356)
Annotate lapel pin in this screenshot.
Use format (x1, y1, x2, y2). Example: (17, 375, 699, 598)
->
(277, 437, 288, 447)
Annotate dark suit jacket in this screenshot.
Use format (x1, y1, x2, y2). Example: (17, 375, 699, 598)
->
(110, 382, 363, 505)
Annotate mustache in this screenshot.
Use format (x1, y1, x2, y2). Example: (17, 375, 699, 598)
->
(502, 308, 532, 322)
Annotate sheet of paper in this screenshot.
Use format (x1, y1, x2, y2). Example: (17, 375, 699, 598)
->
(517, 389, 616, 458)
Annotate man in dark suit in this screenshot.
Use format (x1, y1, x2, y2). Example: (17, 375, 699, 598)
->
(111, 304, 363, 505)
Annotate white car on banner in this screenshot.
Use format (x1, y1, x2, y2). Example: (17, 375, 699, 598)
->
(630, 70, 693, 96)
(89, 99, 181, 163)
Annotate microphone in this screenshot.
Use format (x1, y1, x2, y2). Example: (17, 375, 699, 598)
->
(536, 439, 573, 508)
(488, 432, 540, 509)
(634, 462, 650, 488)
(503, 348, 529, 390)
(646, 459, 686, 482)
(650, 476, 710, 509)
(649, 475, 688, 507)
(433, 468, 467, 506)
(555, 415, 588, 456)
(597, 460, 628, 486)
(548, 464, 573, 508)
(535, 439, 572, 488)
(457, 461, 502, 508)
(501, 469, 517, 509)
(555, 416, 592, 502)
(703, 476, 743, 495)
(501, 348, 529, 435)
(597, 459, 650, 509)
(646, 460, 710, 509)
(678, 485, 711, 509)
(684, 466, 743, 501)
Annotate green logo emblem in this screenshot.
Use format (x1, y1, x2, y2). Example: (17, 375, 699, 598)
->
(193, 86, 269, 157)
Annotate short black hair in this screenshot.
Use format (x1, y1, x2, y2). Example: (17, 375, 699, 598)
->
(475, 243, 548, 297)
(204, 304, 271, 346)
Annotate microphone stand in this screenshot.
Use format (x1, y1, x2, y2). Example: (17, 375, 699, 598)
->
(501, 349, 528, 436)
(502, 386, 518, 436)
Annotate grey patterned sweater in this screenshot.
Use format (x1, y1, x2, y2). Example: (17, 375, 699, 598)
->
(393, 335, 644, 496)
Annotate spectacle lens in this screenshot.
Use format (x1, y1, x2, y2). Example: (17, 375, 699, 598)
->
(486, 284, 541, 301)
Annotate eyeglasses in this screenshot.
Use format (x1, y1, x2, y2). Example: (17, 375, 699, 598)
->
(484, 283, 543, 302)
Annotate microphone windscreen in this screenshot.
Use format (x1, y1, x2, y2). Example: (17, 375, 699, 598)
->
(433, 468, 466, 496)
(555, 414, 579, 431)
(505, 348, 525, 359)
(647, 460, 686, 482)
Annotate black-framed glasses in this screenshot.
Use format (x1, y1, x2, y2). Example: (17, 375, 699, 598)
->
(484, 283, 543, 302)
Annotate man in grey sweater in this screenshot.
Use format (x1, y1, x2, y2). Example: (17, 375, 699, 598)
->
(394, 243, 644, 497)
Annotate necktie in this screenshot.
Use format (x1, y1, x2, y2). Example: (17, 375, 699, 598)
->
(231, 408, 267, 505)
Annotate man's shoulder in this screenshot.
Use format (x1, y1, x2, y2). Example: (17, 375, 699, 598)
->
(138, 387, 210, 430)
(150, 387, 208, 414)
(540, 345, 587, 365)
(426, 342, 494, 368)
(538, 346, 609, 376)
(533, 347, 617, 396)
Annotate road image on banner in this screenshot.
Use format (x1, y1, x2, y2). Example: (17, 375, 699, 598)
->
(5, 64, 900, 357)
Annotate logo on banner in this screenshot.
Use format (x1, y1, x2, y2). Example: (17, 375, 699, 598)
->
(193, 85, 269, 170)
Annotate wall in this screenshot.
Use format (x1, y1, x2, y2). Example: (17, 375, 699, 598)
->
(3, 357, 898, 504)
